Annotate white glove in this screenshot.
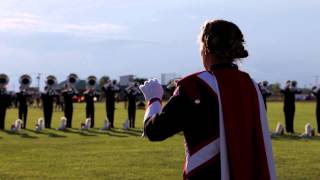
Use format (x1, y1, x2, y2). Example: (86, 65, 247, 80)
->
(139, 78, 164, 101)
(103, 82, 111, 89)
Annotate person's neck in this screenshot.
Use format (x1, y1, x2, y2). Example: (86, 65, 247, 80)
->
(205, 54, 233, 70)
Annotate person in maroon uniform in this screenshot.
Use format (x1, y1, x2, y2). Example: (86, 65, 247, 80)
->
(139, 20, 276, 180)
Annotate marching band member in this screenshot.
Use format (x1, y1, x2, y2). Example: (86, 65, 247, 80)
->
(16, 74, 32, 129)
(140, 20, 276, 180)
(259, 81, 272, 110)
(41, 75, 58, 129)
(84, 76, 99, 128)
(280, 80, 302, 133)
(312, 85, 320, 134)
(102, 80, 119, 128)
(0, 74, 11, 130)
(125, 82, 140, 128)
(61, 73, 78, 128)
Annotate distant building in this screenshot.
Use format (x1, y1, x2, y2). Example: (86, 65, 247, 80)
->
(161, 73, 177, 85)
(119, 75, 135, 86)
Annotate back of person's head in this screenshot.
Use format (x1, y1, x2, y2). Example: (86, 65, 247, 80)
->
(199, 19, 248, 63)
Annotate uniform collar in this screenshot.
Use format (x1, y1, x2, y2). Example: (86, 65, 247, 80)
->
(210, 63, 238, 70)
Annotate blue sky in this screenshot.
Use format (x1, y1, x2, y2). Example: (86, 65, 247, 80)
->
(0, 0, 319, 90)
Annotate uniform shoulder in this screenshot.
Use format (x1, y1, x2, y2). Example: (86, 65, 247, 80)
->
(177, 71, 206, 86)
(234, 69, 253, 82)
(239, 70, 251, 78)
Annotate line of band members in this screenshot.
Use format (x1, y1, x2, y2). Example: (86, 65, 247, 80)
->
(0, 73, 141, 130)
(1, 73, 320, 134)
(259, 80, 320, 134)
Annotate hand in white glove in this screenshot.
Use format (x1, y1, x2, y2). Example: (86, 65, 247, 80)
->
(139, 78, 164, 101)
(103, 82, 111, 88)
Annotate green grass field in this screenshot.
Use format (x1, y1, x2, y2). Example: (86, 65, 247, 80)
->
(0, 102, 319, 180)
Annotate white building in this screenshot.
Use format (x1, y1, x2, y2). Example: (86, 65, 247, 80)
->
(119, 75, 135, 86)
(161, 73, 177, 85)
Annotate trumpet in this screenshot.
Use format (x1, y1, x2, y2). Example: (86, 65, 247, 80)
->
(19, 74, 32, 89)
(86, 75, 97, 89)
(0, 74, 9, 89)
(46, 75, 57, 88)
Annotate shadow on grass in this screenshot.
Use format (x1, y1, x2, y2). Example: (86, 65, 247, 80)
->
(87, 128, 129, 138)
(127, 128, 143, 133)
(2, 130, 39, 139)
(109, 128, 142, 137)
(62, 128, 99, 137)
(47, 132, 67, 138)
(271, 134, 320, 141)
(79, 132, 97, 137)
(63, 128, 82, 135)
(24, 128, 67, 138)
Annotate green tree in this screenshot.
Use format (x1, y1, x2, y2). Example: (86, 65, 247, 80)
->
(99, 76, 110, 87)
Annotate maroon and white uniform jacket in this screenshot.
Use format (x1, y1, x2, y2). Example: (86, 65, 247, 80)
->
(143, 63, 276, 180)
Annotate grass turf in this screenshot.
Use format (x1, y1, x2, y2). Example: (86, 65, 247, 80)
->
(0, 102, 319, 180)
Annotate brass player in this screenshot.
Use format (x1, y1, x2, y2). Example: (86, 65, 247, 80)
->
(102, 79, 119, 128)
(61, 73, 78, 128)
(0, 74, 11, 130)
(84, 76, 99, 128)
(280, 80, 302, 133)
(16, 74, 32, 129)
(125, 82, 140, 128)
(258, 81, 272, 110)
(139, 20, 275, 179)
(41, 75, 58, 129)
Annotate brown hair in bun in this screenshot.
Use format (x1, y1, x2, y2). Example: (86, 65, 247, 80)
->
(200, 19, 248, 62)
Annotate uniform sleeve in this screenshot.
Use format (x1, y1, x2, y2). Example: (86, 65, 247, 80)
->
(266, 90, 272, 97)
(144, 86, 192, 141)
(101, 86, 106, 93)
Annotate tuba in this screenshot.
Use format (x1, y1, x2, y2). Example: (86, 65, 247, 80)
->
(19, 74, 32, 90)
(86, 75, 97, 89)
(0, 74, 9, 89)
